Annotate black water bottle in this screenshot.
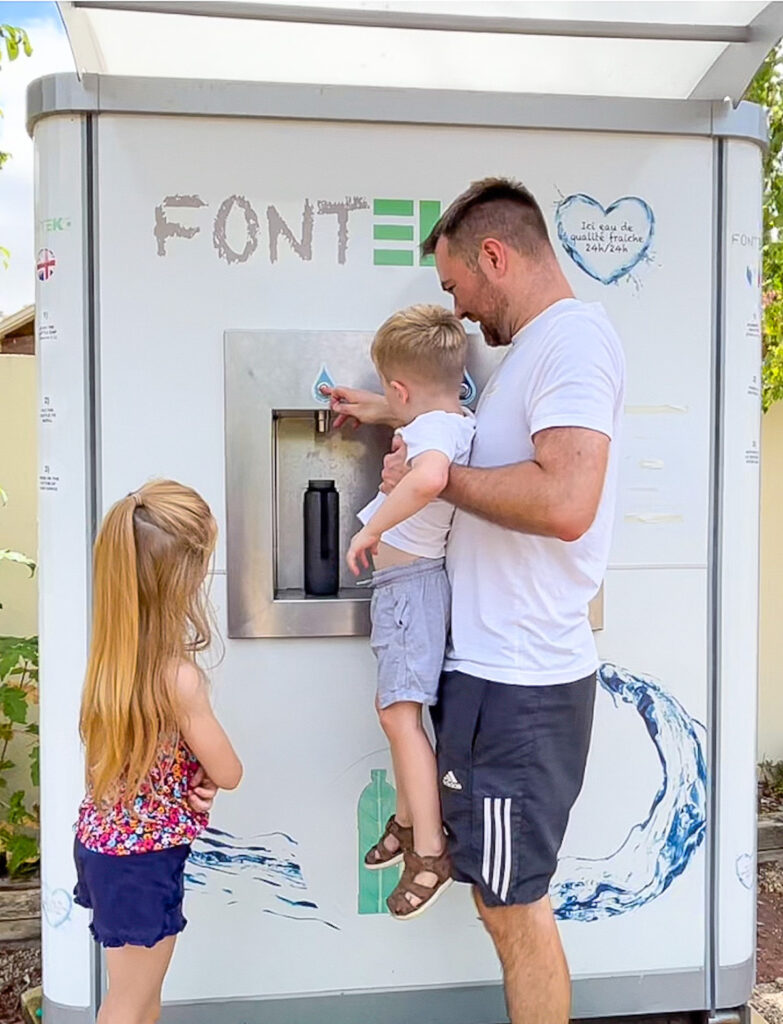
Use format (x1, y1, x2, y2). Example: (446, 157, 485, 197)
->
(303, 480, 340, 596)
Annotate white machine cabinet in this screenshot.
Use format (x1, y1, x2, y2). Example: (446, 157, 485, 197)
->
(29, 62, 764, 1023)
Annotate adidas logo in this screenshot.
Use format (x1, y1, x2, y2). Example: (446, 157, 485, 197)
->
(442, 770, 463, 791)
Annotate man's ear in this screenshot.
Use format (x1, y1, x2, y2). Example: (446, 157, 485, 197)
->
(390, 379, 410, 405)
(478, 237, 508, 278)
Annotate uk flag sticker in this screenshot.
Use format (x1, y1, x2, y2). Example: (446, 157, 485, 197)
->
(36, 248, 56, 282)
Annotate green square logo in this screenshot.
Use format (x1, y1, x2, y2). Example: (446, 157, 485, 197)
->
(373, 199, 441, 267)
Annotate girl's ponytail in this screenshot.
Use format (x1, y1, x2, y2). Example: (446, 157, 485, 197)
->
(80, 494, 141, 804)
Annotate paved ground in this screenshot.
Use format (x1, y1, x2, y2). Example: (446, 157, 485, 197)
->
(0, 943, 39, 1024)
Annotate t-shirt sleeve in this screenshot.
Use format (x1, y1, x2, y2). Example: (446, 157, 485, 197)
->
(527, 318, 623, 440)
(400, 412, 461, 464)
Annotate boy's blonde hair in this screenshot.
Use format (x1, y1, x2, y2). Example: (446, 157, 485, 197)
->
(80, 479, 217, 806)
(372, 304, 467, 389)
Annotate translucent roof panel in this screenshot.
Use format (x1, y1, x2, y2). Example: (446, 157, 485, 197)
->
(57, 1, 783, 102)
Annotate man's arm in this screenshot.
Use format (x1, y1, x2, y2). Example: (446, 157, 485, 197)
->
(443, 426, 609, 541)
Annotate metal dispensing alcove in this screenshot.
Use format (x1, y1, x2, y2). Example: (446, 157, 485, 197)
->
(30, 3, 782, 1022)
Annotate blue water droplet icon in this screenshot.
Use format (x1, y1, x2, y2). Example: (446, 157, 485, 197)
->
(746, 266, 753, 286)
(459, 370, 477, 406)
(313, 365, 335, 404)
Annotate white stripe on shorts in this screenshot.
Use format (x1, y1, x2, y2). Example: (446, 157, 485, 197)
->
(491, 798, 503, 894)
(500, 798, 512, 903)
(482, 797, 492, 887)
(481, 796, 513, 902)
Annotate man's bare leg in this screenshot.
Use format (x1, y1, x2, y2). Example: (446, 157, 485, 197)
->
(474, 888, 570, 1024)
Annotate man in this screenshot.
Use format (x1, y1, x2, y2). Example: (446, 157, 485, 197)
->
(329, 178, 625, 1024)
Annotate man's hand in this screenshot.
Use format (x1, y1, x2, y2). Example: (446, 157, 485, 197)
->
(189, 765, 218, 814)
(347, 526, 380, 575)
(324, 385, 391, 429)
(380, 435, 410, 494)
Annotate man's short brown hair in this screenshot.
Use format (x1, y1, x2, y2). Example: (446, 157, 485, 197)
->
(421, 177, 550, 265)
(372, 304, 466, 388)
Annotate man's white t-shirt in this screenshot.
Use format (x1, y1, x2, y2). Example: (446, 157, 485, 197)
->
(359, 410, 475, 560)
(444, 298, 625, 686)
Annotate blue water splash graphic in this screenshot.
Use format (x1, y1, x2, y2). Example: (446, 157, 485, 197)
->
(551, 663, 707, 922)
(555, 194, 655, 286)
(312, 365, 335, 403)
(186, 827, 339, 929)
(459, 370, 477, 406)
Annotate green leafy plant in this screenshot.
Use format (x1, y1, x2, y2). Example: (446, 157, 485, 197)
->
(0, 636, 38, 876)
(0, 489, 38, 877)
(745, 48, 783, 410)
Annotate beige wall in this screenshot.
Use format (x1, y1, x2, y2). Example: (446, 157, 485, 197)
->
(0, 354, 37, 638)
(760, 400, 783, 761)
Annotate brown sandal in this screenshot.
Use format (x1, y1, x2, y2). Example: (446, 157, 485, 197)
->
(364, 816, 413, 870)
(386, 849, 453, 920)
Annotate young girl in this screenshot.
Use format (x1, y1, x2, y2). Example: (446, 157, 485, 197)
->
(74, 480, 242, 1024)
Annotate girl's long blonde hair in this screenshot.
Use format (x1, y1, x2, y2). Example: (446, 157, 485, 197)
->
(80, 480, 217, 805)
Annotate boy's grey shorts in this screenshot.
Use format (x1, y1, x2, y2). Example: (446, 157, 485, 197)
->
(370, 557, 450, 710)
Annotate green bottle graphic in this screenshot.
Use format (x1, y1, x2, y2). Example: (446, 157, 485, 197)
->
(357, 768, 400, 914)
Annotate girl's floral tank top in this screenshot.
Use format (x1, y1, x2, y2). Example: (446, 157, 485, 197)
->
(75, 740, 208, 855)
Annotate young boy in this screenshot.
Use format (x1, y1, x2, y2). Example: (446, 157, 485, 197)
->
(345, 304, 475, 920)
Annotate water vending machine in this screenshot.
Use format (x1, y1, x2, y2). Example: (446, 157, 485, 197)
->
(29, 3, 778, 1019)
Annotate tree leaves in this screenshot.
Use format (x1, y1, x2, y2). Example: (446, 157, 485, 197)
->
(0, 26, 32, 66)
(0, 24, 33, 270)
(1, 689, 27, 726)
(745, 48, 783, 411)
(0, 637, 37, 681)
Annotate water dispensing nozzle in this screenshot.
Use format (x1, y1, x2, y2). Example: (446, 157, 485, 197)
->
(315, 408, 332, 434)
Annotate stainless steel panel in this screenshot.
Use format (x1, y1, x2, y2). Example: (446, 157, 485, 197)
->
(225, 329, 388, 638)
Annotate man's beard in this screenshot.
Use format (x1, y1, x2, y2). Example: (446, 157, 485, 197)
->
(477, 284, 512, 348)
(480, 322, 512, 348)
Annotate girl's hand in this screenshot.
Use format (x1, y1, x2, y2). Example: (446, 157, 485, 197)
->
(347, 527, 380, 576)
(188, 765, 218, 814)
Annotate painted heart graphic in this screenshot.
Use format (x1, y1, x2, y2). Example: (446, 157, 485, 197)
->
(555, 194, 655, 285)
(43, 886, 73, 928)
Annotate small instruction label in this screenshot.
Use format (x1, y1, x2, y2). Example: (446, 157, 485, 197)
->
(39, 465, 60, 492)
(39, 397, 56, 424)
(38, 318, 58, 343)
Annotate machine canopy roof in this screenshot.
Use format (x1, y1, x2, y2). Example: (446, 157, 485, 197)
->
(57, 1, 783, 103)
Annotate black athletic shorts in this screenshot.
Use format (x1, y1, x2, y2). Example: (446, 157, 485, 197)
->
(431, 669, 596, 907)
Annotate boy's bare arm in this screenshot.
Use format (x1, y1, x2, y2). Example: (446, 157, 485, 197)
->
(347, 451, 450, 573)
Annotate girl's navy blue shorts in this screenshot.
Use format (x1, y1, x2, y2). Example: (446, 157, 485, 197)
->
(432, 669, 596, 907)
(73, 839, 191, 948)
